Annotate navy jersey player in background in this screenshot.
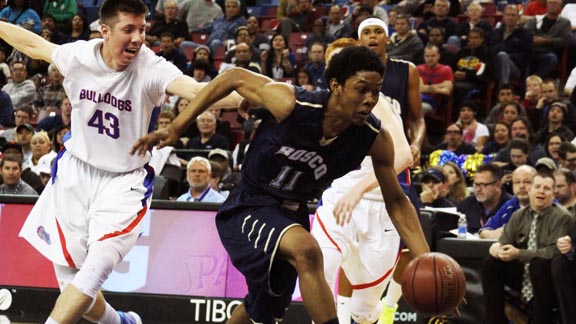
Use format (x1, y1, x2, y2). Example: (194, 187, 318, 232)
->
(131, 46, 430, 324)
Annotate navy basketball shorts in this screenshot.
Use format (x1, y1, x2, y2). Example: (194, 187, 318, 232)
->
(216, 193, 309, 324)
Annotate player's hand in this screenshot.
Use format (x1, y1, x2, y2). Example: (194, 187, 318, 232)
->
(130, 128, 175, 156)
(333, 190, 363, 226)
(410, 145, 420, 167)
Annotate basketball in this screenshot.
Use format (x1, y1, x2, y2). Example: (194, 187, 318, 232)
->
(401, 252, 466, 316)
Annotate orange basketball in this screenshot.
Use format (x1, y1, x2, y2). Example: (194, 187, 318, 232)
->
(401, 252, 466, 316)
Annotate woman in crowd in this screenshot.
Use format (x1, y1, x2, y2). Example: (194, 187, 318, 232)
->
(482, 122, 511, 155)
(442, 161, 470, 204)
(60, 13, 89, 44)
(260, 33, 295, 81)
(29, 131, 56, 175)
(499, 101, 522, 126)
(295, 66, 315, 91)
(545, 132, 566, 166)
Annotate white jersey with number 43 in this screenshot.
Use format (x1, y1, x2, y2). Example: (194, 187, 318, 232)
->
(51, 39, 182, 173)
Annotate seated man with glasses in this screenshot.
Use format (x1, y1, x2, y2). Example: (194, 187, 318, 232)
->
(457, 163, 512, 233)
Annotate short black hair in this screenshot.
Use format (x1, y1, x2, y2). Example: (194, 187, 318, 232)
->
(324, 46, 384, 88)
(508, 138, 529, 155)
(100, 0, 149, 26)
(476, 163, 502, 182)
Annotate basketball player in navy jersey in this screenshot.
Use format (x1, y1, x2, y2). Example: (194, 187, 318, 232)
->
(357, 17, 427, 322)
(132, 46, 430, 324)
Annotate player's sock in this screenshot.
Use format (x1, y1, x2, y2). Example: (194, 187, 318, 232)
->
(97, 302, 121, 324)
(337, 295, 351, 324)
(45, 318, 59, 324)
(383, 280, 402, 308)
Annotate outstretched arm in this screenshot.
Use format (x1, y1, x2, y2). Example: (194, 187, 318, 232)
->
(0, 21, 57, 63)
(131, 68, 295, 155)
(370, 127, 430, 257)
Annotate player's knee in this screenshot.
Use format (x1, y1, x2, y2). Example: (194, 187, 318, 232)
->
(293, 239, 323, 272)
(350, 298, 381, 324)
(70, 241, 123, 299)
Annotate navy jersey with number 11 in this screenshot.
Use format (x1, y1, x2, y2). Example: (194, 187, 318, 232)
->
(237, 87, 381, 203)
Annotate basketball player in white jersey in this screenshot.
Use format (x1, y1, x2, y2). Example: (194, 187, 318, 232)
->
(310, 39, 414, 324)
(0, 1, 240, 324)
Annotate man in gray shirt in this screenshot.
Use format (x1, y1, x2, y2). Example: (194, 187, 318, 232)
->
(0, 154, 38, 195)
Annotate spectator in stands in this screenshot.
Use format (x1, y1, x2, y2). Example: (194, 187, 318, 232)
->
(42, 0, 77, 30)
(552, 225, 576, 324)
(452, 1, 492, 48)
(147, 0, 188, 47)
(419, 166, 455, 207)
(34, 63, 66, 111)
(189, 45, 219, 79)
(500, 138, 531, 193)
(245, 16, 268, 52)
(295, 67, 314, 91)
(553, 168, 576, 217)
(442, 161, 469, 204)
(260, 33, 295, 81)
(414, 26, 457, 68)
(418, 44, 454, 115)
(278, 0, 320, 41)
(277, 0, 300, 20)
(534, 101, 575, 145)
(434, 123, 477, 155)
(0, 105, 32, 142)
(524, 0, 571, 79)
(479, 165, 537, 239)
(221, 42, 261, 73)
(485, 84, 525, 130)
(59, 13, 89, 44)
(15, 123, 33, 164)
(40, 13, 65, 45)
(303, 42, 326, 89)
(0, 154, 38, 195)
(206, 0, 247, 53)
(154, 0, 188, 18)
(305, 18, 335, 49)
(37, 96, 71, 133)
(231, 118, 259, 171)
(0, 46, 10, 85)
(498, 101, 522, 126)
(415, 0, 456, 45)
(386, 14, 424, 62)
(356, 0, 388, 24)
(545, 132, 565, 165)
(523, 75, 544, 125)
(494, 117, 547, 166)
(2, 61, 35, 109)
(534, 156, 558, 175)
(482, 172, 573, 324)
(558, 142, 576, 171)
(456, 100, 489, 151)
(223, 26, 260, 65)
(52, 123, 69, 153)
(0, 0, 42, 34)
(183, 111, 230, 159)
(1, 141, 43, 192)
(29, 131, 56, 173)
(534, 79, 576, 133)
(458, 163, 512, 233)
(177, 156, 226, 203)
(489, 5, 532, 87)
(156, 32, 187, 72)
(0, 90, 14, 128)
(208, 147, 240, 192)
(326, 5, 354, 39)
(452, 27, 494, 107)
(180, 0, 222, 34)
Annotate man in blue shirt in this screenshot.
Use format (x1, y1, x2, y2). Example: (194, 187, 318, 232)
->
(177, 156, 226, 202)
